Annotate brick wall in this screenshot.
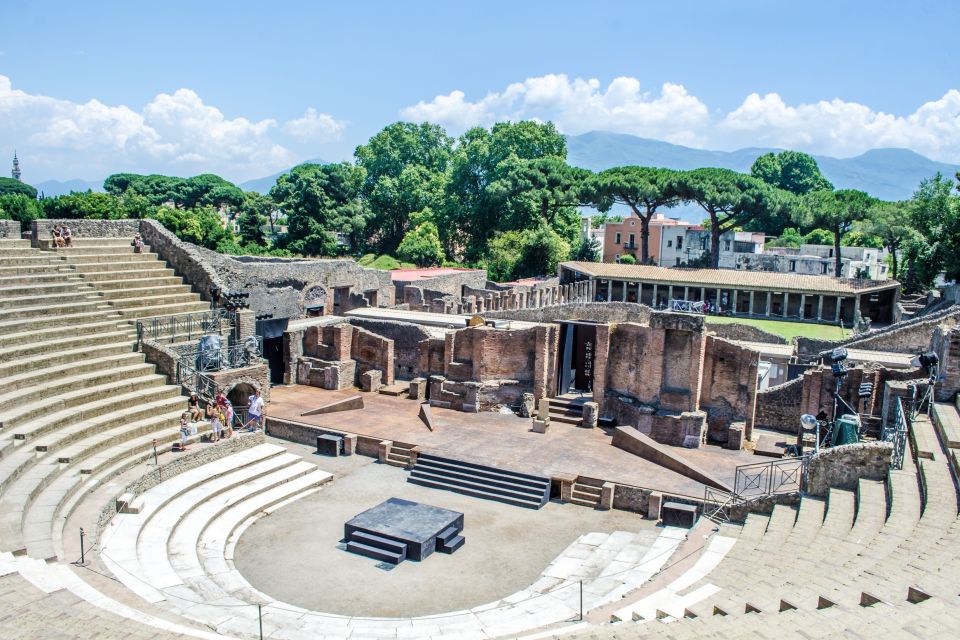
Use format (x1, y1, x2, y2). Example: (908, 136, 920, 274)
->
(346, 318, 435, 380)
(754, 376, 804, 432)
(485, 301, 652, 325)
(707, 322, 787, 345)
(700, 336, 760, 443)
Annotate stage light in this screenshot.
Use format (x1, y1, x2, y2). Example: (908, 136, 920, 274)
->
(858, 383, 874, 399)
(831, 347, 848, 363)
(831, 362, 847, 378)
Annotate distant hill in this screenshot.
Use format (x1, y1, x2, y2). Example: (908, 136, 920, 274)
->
(32, 179, 102, 197)
(565, 131, 960, 202)
(238, 158, 329, 194)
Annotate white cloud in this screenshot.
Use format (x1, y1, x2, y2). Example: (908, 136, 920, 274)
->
(401, 74, 960, 163)
(402, 74, 711, 146)
(0, 75, 345, 182)
(283, 107, 347, 143)
(718, 90, 960, 162)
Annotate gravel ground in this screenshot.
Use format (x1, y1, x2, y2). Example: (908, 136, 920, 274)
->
(233, 441, 654, 617)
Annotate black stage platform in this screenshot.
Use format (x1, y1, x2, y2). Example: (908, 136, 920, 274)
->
(344, 497, 465, 564)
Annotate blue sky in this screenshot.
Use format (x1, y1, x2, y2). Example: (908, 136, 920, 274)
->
(2, 0, 958, 183)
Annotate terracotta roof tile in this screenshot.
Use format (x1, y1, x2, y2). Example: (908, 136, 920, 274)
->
(560, 261, 899, 295)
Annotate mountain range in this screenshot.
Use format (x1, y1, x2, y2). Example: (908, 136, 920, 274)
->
(29, 134, 959, 202)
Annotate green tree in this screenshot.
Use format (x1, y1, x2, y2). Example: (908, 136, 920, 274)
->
(673, 168, 782, 269)
(903, 173, 960, 287)
(397, 209, 445, 267)
(0, 177, 38, 199)
(802, 228, 835, 245)
(767, 227, 804, 248)
(867, 201, 915, 281)
(355, 122, 453, 254)
(797, 189, 876, 277)
(153, 205, 234, 250)
(0, 193, 42, 230)
(238, 192, 272, 245)
(485, 223, 570, 281)
(271, 162, 370, 257)
(841, 230, 883, 249)
(570, 235, 600, 262)
(42, 191, 120, 219)
(586, 166, 679, 263)
(618, 253, 637, 265)
(751, 150, 833, 195)
(442, 121, 567, 261)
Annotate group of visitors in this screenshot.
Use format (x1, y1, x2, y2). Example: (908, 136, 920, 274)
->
(50, 224, 72, 248)
(178, 389, 264, 451)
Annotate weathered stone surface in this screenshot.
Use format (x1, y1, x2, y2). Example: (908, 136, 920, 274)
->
(408, 377, 427, 401)
(418, 403, 435, 431)
(612, 426, 731, 491)
(805, 441, 893, 497)
(300, 394, 364, 416)
(581, 401, 599, 428)
(0, 219, 17, 238)
(519, 393, 535, 418)
(531, 418, 549, 434)
(725, 422, 745, 450)
(360, 369, 382, 393)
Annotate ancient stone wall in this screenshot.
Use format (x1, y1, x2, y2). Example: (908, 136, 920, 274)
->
(700, 336, 760, 443)
(754, 377, 804, 431)
(346, 318, 438, 380)
(932, 324, 960, 402)
(805, 441, 892, 497)
(796, 307, 960, 358)
(485, 301, 651, 325)
(351, 325, 395, 385)
(707, 322, 787, 345)
(31, 218, 140, 244)
(0, 219, 17, 238)
(299, 322, 394, 388)
(139, 219, 223, 302)
(395, 269, 487, 304)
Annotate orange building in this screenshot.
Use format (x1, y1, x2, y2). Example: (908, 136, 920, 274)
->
(601, 213, 689, 264)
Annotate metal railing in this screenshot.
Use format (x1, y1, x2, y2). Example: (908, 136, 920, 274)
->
(733, 455, 809, 499)
(182, 335, 263, 373)
(670, 299, 706, 314)
(883, 396, 909, 470)
(136, 308, 236, 345)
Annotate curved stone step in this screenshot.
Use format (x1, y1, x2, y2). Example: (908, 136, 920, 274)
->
(0, 329, 134, 364)
(0, 310, 121, 336)
(0, 362, 155, 410)
(0, 352, 145, 395)
(77, 267, 176, 282)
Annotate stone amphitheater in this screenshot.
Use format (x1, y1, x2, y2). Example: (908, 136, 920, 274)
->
(1, 230, 959, 640)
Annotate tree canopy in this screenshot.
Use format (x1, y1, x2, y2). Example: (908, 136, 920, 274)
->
(0, 177, 38, 199)
(797, 189, 876, 277)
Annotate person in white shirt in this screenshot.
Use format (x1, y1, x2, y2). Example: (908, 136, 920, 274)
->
(245, 390, 264, 431)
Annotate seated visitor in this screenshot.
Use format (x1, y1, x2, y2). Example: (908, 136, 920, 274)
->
(131, 233, 144, 253)
(61, 225, 73, 247)
(188, 393, 203, 422)
(52, 225, 65, 248)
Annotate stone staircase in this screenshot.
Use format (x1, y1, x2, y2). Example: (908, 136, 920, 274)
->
(547, 396, 586, 425)
(408, 452, 551, 509)
(548, 400, 960, 639)
(0, 237, 217, 561)
(384, 441, 416, 468)
(569, 477, 604, 508)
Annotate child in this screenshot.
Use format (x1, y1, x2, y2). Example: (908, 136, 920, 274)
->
(178, 414, 191, 451)
(223, 401, 234, 439)
(207, 403, 222, 442)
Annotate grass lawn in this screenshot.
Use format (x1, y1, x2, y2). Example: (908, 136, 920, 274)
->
(356, 254, 415, 270)
(705, 315, 848, 341)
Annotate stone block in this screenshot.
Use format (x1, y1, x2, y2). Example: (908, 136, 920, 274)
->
(316, 434, 343, 456)
(532, 418, 550, 433)
(519, 393, 536, 418)
(662, 501, 698, 528)
(377, 440, 393, 464)
(342, 433, 356, 455)
(647, 491, 663, 520)
(599, 482, 615, 510)
(537, 398, 551, 420)
(582, 401, 599, 428)
(360, 369, 382, 393)
(725, 422, 745, 450)
(408, 377, 427, 401)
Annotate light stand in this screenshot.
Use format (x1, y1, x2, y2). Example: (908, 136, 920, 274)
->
(909, 352, 940, 419)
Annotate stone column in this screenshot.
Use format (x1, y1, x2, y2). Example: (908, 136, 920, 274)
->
(582, 402, 599, 428)
(606, 280, 612, 302)
(817, 295, 824, 321)
(732, 289, 739, 313)
(683, 286, 689, 301)
(652, 284, 658, 306)
(766, 291, 772, 317)
(716, 288, 722, 309)
(621, 280, 627, 302)
(748, 291, 755, 315)
(835, 297, 841, 322)
(700, 287, 706, 302)
(668, 285, 674, 302)
(800, 294, 807, 319)
(783, 292, 789, 317)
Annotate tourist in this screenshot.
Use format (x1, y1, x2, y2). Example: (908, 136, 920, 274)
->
(223, 401, 234, 438)
(52, 225, 65, 248)
(207, 402, 222, 442)
(245, 389, 264, 431)
(188, 393, 203, 422)
(131, 233, 145, 253)
(61, 225, 73, 247)
(178, 413, 191, 451)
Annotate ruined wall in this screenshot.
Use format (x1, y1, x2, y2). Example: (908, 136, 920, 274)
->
(346, 318, 438, 380)
(707, 322, 787, 345)
(31, 218, 140, 244)
(485, 302, 651, 325)
(932, 324, 960, 402)
(796, 307, 960, 358)
(395, 269, 487, 303)
(805, 442, 892, 497)
(351, 326, 395, 385)
(299, 322, 394, 388)
(700, 336, 759, 443)
(0, 219, 17, 238)
(754, 376, 804, 432)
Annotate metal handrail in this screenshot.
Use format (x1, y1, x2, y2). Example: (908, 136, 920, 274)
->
(883, 396, 908, 470)
(136, 308, 236, 345)
(733, 455, 809, 498)
(183, 335, 263, 373)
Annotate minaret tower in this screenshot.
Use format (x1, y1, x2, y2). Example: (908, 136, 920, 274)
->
(11, 151, 22, 181)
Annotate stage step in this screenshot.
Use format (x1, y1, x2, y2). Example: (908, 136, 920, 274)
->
(349, 531, 408, 557)
(409, 453, 550, 509)
(437, 534, 465, 554)
(346, 541, 405, 564)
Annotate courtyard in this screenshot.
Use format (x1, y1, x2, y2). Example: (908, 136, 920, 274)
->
(705, 315, 849, 340)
